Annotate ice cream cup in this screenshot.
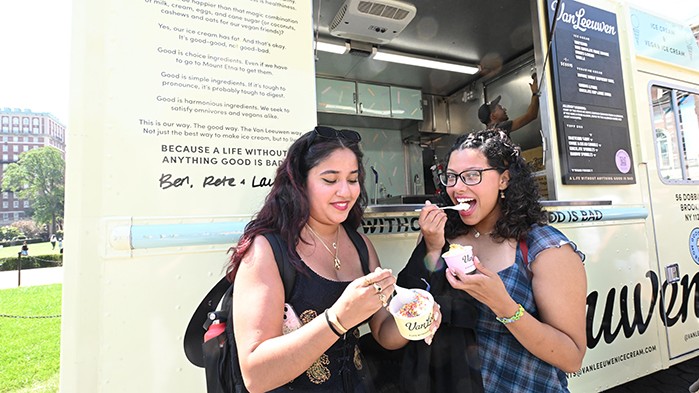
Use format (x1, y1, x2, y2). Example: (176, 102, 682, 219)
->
(388, 288, 435, 340)
(442, 245, 475, 275)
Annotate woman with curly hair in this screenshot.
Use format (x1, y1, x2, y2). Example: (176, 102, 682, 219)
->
(397, 129, 586, 392)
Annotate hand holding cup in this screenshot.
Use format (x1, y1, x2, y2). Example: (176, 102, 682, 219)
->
(388, 288, 437, 341)
(442, 244, 475, 275)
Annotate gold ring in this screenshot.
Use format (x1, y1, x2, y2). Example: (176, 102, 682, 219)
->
(364, 278, 372, 287)
(373, 283, 382, 293)
(378, 293, 387, 306)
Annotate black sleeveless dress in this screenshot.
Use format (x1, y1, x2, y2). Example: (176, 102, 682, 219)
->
(269, 261, 371, 393)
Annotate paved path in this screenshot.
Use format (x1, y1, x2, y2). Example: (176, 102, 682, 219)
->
(0, 267, 63, 290)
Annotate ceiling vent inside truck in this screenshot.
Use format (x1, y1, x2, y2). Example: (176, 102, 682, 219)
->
(329, 0, 417, 45)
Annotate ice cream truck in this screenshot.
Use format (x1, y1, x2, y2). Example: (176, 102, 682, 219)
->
(61, 0, 699, 391)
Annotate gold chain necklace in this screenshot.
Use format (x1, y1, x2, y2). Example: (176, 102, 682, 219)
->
(305, 224, 341, 270)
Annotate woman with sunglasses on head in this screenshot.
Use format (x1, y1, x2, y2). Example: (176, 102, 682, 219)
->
(399, 129, 586, 392)
(229, 127, 438, 393)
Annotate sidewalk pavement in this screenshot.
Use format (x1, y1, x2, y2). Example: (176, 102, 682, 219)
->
(0, 266, 63, 290)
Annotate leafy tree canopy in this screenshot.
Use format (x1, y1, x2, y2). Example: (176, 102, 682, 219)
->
(2, 147, 65, 232)
(0, 226, 22, 241)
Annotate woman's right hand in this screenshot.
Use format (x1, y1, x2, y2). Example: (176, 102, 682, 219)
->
(419, 201, 447, 256)
(330, 267, 395, 328)
(424, 302, 442, 345)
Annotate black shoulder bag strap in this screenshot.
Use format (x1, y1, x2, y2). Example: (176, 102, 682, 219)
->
(183, 232, 296, 368)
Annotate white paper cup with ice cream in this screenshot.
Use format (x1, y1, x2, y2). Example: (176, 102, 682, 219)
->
(442, 244, 475, 275)
(388, 288, 435, 340)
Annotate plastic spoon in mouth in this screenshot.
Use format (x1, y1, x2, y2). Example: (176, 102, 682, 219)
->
(415, 203, 470, 212)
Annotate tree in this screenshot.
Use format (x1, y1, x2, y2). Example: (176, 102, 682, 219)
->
(2, 147, 65, 234)
(0, 225, 22, 241)
(11, 219, 43, 239)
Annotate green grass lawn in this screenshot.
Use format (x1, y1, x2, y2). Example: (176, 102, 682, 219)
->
(0, 242, 61, 259)
(0, 284, 61, 393)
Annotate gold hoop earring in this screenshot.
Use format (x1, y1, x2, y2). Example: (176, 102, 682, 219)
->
(500, 190, 505, 199)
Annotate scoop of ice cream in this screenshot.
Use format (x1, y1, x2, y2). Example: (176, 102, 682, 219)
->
(443, 243, 467, 257)
(398, 290, 431, 318)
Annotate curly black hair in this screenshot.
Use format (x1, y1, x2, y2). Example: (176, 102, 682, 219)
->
(440, 129, 547, 241)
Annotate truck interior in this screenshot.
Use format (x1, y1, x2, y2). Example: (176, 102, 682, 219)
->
(311, 0, 547, 200)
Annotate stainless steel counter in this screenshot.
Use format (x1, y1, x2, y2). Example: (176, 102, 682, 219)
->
(364, 200, 612, 215)
(365, 204, 423, 214)
(360, 200, 646, 236)
(374, 195, 441, 205)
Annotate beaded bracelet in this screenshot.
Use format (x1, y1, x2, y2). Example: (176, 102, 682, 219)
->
(496, 304, 525, 325)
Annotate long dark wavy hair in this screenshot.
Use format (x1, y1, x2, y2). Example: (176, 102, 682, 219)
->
(441, 129, 546, 241)
(226, 128, 367, 280)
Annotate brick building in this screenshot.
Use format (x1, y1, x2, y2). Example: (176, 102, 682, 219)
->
(0, 108, 66, 226)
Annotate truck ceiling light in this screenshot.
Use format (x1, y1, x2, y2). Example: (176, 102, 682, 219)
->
(372, 50, 480, 75)
(315, 41, 349, 54)
(315, 39, 479, 75)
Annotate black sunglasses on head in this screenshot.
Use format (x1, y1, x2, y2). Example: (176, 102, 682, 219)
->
(311, 126, 361, 144)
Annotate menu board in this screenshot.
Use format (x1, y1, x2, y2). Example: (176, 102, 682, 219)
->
(547, 0, 635, 184)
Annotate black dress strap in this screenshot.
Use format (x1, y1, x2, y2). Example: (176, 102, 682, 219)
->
(343, 222, 371, 275)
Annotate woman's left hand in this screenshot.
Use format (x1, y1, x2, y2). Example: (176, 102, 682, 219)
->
(445, 257, 512, 312)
